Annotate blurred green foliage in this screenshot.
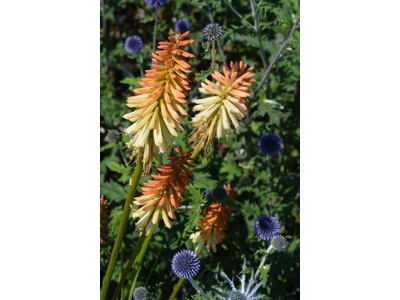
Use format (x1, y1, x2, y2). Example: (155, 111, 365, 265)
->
(101, 0, 299, 299)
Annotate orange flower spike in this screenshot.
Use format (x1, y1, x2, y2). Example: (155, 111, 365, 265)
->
(190, 201, 234, 253)
(132, 147, 196, 235)
(123, 30, 195, 173)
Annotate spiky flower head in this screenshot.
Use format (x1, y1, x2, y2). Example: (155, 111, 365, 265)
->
(190, 202, 233, 253)
(171, 249, 200, 279)
(144, 0, 167, 9)
(203, 23, 224, 42)
(125, 35, 144, 54)
(258, 133, 281, 156)
(255, 215, 281, 241)
(133, 287, 149, 300)
(175, 18, 190, 34)
(213, 260, 266, 300)
(106, 129, 120, 143)
(229, 290, 247, 300)
(189, 61, 255, 157)
(123, 30, 194, 173)
(271, 235, 287, 252)
(212, 185, 228, 202)
(132, 146, 195, 235)
(100, 196, 109, 244)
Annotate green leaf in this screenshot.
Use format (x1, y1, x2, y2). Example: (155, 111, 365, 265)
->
(106, 162, 132, 184)
(100, 143, 116, 152)
(195, 69, 213, 82)
(120, 77, 141, 88)
(100, 180, 128, 203)
(192, 173, 218, 189)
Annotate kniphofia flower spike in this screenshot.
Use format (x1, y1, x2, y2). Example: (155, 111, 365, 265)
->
(123, 30, 195, 173)
(189, 61, 255, 156)
(132, 146, 195, 235)
(190, 200, 233, 253)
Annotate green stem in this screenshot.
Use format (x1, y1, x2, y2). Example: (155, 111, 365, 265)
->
(191, 144, 202, 159)
(168, 278, 185, 300)
(112, 227, 155, 300)
(100, 161, 144, 300)
(212, 40, 216, 72)
(110, 232, 147, 300)
(188, 278, 210, 300)
(152, 9, 158, 53)
(254, 244, 273, 279)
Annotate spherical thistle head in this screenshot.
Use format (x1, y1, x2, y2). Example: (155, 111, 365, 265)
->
(107, 130, 120, 143)
(212, 186, 228, 202)
(271, 235, 288, 252)
(229, 290, 247, 300)
(124, 35, 144, 54)
(203, 23, 224, 42)
(133, 287, 149, 300)
(175, 18, 190, 34)
(255, 215, 281, 241)
(144, 0, 167, 9)
(258, 133, 281, 156)
(171, 250, 200, 279)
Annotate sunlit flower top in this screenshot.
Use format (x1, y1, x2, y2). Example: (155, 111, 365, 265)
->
(190, 201, 233, 253)
(189, 61, 255, 156)
(144, 0, 167, 9)
(171, 249, 200, 279)
(255, 215, 281, 241)
(123, 30, 195, 173)
(124, 35, 144, 54)
(213, 260, 266, 300)
(175, 19, 190, 34)
(133, 287, 149, 300)
(132, 146, 195, 235)
(100, 196, 109, 244)
(203, 23, 224, 42)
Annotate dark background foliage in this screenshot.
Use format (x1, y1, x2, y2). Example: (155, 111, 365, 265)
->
(100, 0, 299, 299)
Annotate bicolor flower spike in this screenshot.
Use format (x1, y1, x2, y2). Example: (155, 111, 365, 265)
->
(213, 260, 266, 300)
(189, 61, 255, 156)
(190, 201, 233, 253)
(123, 30, 195, 173)
(132, 146, 195, 235)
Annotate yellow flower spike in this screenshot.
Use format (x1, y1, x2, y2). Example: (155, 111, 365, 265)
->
(189, 61, 256, 157)
(123, 30, 195, 173)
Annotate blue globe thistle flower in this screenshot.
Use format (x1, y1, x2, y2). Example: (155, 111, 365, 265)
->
(133, 287, 149, 300)
(203, 188, 210, 198)
(255, 215, 280, 241)
(144, 0, 167, 9)
(203, 23, 224, 42)
(271, 235, 287, 252)
(175, 18, 190, 34)
(213, 260, 266, 300)
(258, 133, 281, 156)
(212, 186, 228, 202)
(171, 250, 200, 279)
(124, 35, 143, 54)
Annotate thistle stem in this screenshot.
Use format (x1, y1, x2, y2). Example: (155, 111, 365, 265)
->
(136, 53, 144, 78)
(212, 40, 216, 72)
(101, 161, 144, 300)
(254, 244, 273, 279)
(267, 155, 272, 214)
(152, 9, 158, 53)
(188, 278, 210, 300)
(250, 0, 267, 69)
(168, 278, 185, 300)
(110, 232, 147, 300)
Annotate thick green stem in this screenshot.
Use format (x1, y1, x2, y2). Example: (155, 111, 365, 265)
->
(168, 278, 185, 300)
(112, 227, 155, 300)
(111, 232, 147, 300)
(100, 161, 143, 300)
(191, 143, 202, 159)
